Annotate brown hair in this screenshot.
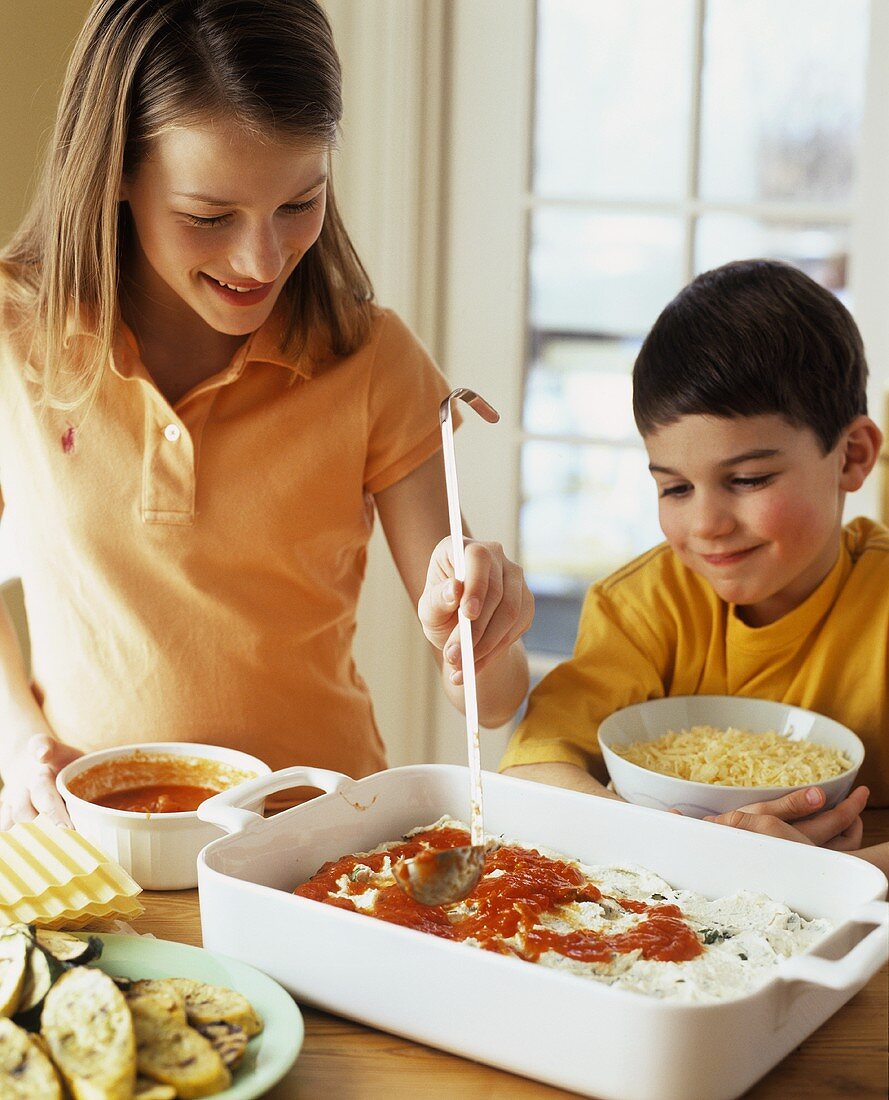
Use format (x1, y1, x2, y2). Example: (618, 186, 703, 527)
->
(1, 0, 373, 410)
(632, 259, 868, 453)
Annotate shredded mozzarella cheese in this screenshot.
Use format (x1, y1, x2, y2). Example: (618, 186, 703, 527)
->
(614, 725, 852, 787)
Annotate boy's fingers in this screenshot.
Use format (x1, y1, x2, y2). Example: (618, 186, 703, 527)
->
(703, 809, 808, 844)
(736, 786, 826, 820)
(793, 787, 870, 845)
(826, 817, 864, 851)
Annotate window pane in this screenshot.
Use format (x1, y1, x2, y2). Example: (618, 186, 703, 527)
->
(530, 208, 685, 337)
(524, 335, 639, 441)
(699, 0, 868, 204)
(520, 442, 664, 594)
(695, 214, 850, 299)
(535, 0, 694, 201)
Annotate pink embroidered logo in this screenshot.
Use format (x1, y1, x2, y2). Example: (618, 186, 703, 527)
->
(61, 423, 76, 454)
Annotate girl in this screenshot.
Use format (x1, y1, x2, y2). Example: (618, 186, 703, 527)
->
(0, 0, 532, 824)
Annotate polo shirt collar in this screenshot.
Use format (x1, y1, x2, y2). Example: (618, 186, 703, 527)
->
(64, 299, 315, 380)
(240, 304, 315, 378)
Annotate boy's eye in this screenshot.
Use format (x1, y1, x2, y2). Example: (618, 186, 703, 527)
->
(658, 483, 691, 498)
(182, 194, 322, 229)
(731, 474, 773, 489)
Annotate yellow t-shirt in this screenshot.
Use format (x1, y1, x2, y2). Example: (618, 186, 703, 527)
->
(500, 517, 889, 807)
(0, 280, 452, 793)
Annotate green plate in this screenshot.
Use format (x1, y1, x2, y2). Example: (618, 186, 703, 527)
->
(75, 932, 303, 1099)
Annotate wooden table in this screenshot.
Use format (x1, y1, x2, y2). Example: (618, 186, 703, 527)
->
(118, 813, 889, 1099)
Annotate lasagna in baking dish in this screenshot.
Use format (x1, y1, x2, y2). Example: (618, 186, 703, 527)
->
(294, 818, 830, 1003)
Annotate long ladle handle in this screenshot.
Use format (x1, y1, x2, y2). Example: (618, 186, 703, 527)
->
(439, 388, 500, 850)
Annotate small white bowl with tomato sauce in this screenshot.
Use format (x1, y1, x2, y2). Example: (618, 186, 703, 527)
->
(56, 742, 271, 889)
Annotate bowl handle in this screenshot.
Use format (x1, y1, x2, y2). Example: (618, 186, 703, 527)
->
(197, 766, 352, 836)
(778, 900, 889, 990)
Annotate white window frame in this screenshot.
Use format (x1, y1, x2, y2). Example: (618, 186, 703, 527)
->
(330, 0, 889, 769)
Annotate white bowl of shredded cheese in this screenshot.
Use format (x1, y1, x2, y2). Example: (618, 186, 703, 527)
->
(598, 695, 864, 818)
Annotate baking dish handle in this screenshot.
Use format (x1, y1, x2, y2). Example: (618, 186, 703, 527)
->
(778, 900, 889, 990)
(197, 766, 352, 836)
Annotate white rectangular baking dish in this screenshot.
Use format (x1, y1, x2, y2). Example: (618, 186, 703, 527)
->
(196, 765, 889, 1100)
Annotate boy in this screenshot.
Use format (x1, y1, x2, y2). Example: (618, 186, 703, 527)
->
(500, 259, 888, 875)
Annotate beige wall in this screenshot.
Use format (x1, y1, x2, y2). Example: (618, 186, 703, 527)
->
(0, 2, 89, 244)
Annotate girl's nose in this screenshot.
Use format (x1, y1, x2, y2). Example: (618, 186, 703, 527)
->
(229, 224, 285, 284)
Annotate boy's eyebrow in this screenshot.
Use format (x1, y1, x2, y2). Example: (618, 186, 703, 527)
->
(173, 174, 328, 207)
(717, 448, 783, 466)
(648, 448, 783, 475)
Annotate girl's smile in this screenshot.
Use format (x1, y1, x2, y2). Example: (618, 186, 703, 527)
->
(200, 273, 276, 307)
(120, 117, 328, 339)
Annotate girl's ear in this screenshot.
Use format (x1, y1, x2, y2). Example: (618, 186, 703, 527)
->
(838, 415, 883, 491)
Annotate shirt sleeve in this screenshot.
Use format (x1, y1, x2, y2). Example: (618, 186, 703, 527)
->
(363, 310, 458, 495)
(498, 581, 671, 776)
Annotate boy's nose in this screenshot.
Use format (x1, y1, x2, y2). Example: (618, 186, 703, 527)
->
(689, 494, 735, 541)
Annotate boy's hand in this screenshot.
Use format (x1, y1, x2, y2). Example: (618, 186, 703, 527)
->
(0, 734, 83, 829)
(419, 537, 534, 684)
(703, 784, 869, 851)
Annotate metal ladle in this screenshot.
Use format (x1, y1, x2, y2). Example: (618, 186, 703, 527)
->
(392, 388, 500, 906)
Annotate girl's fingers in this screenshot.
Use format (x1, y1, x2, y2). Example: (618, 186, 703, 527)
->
(418, 577, 461, 635)
(29, 773, 72, 827)
(0, 788, 39, 829)
(473, 588, 534, 674)
(460, 542, 500, 637)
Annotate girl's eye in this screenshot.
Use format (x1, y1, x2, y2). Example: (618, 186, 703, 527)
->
(182, 194, 322, 229)
(183, 212, 233, 228)
(280, 195, 323, 216)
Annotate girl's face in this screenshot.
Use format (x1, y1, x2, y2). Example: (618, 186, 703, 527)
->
(120, 116, 328, 335)
(645, 413, 852, 626)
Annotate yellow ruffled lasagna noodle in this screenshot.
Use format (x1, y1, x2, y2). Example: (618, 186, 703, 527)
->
(614, 725, 852, 787)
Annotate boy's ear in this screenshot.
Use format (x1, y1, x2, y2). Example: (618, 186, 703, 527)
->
(838, 415, 883, 491)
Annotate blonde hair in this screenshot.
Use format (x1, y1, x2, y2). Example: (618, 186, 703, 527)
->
(1, 0, 374, 410)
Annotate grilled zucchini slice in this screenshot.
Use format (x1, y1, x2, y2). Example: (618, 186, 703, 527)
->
(194, 1020, 249, 1069)
(16, 942, 64, 1016)
(33, 930, 103, 968)
(129, 991, 231, 1099)
(0, 934, 29, 1018)
(0, 1017, 63, 1099)
(133, 977, 263, 1036)
(41, 967, 136, 1100)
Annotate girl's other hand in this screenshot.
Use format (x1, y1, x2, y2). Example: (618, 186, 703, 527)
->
(419, 537, 534, 684)
(0, 734, 83, 829)
(703, 784, 869, 852)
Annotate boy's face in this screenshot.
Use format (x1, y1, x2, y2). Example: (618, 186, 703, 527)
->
(119, 116, 328, 337)
(645, 413, 849, 626)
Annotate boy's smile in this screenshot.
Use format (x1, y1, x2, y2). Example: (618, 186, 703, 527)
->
(645, 413, 862, 626)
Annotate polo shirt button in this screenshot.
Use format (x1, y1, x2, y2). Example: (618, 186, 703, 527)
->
(164, 424, 181, 442)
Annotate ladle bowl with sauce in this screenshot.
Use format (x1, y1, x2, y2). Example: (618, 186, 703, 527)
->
(56, 742, 271, 889)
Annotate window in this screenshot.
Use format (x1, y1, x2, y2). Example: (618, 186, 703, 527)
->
(522, 0, 871, 661)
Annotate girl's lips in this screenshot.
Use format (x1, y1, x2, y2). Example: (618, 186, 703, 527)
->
(201, 273, 275, 306)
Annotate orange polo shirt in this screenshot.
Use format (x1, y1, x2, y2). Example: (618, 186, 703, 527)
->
(0, 274, 452, 790)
